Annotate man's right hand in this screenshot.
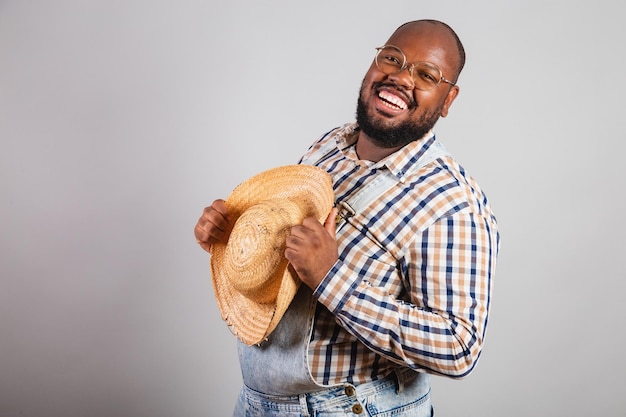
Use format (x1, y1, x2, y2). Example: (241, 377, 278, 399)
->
(194, 199, 230, 253)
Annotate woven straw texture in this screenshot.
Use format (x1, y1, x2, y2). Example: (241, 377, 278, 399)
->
(210, 165, 334, 345)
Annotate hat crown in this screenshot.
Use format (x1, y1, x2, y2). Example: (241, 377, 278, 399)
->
(224, 198, 305, 304)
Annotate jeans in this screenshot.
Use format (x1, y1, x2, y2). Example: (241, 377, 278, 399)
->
(232, 367, 433, 417)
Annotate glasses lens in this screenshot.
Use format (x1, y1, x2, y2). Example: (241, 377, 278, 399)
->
(375, 46, 405, 74)
(412, 62, 442, 90)
(375, 46, 448, 91)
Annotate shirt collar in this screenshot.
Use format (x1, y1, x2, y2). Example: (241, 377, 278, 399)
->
(333, 122, 437, 181)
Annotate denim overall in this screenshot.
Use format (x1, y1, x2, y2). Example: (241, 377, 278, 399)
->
(233, 136, 451, 417)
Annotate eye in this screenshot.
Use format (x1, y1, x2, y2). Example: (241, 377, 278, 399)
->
(382, 54, 402, 66)
(416, 69, 438, 84)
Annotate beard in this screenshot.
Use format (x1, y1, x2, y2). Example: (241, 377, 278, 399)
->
(356, 80, 443, 149)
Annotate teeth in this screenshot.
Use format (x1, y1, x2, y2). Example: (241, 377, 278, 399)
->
(379, 91, 407, 110)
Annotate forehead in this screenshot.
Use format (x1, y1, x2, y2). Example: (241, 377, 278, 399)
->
(386, 23, 458, 71)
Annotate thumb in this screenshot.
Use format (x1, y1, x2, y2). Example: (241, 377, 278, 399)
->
(324, 207, 338, 237)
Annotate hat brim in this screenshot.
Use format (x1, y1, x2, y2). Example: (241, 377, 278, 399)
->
(210, 165, 334, 345)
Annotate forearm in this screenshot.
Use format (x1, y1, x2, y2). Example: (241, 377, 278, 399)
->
(315, 263, 484, 377)
(314, 213, 498, 378)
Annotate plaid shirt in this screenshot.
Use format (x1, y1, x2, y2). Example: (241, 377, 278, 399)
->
(300, 123, 500, 385)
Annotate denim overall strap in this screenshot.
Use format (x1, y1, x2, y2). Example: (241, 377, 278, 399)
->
(336, 139, 451, 229)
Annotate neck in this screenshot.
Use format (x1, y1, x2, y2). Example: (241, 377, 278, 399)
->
(355, 131, 403, 162)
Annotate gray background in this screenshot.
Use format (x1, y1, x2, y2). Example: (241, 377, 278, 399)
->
(1, 1, 625, 416)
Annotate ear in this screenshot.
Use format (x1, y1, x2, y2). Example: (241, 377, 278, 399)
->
(440, 85, 460, 118)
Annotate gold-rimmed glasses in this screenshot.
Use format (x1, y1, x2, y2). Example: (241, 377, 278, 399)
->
(374, 45, 456, 90)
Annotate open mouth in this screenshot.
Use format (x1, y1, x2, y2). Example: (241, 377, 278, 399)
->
(378, 90, 409, 111)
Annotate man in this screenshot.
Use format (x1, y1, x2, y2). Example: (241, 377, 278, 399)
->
(195, 19, 499, 416)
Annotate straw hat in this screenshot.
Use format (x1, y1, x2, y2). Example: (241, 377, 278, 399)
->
(210, 165, 334, 346)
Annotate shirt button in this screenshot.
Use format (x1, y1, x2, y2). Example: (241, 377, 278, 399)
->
(352, 403, 364, 414)
(344, 386, 355, 396)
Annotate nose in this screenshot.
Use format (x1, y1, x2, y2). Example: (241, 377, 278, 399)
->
(386, 64, 415, 90)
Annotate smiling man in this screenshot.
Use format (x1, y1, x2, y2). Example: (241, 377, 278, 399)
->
(195, 19, 500, 417)
(355, 21, 461, 159)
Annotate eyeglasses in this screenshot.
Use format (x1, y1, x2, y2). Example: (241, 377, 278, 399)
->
(374, 45, 456, 90)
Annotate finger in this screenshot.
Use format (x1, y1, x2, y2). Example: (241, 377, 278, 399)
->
(205, 200, 230, 230)
(324, 208, 338, 237)
(301, 216, 325, 232)
(211, 199, 229, 221)
(197, 240, 213, 253)
(194, 220, 222, 243)
(194, 200, 230, 246)
(286, 225, 307, 246)
(284, 234, 303, 263)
